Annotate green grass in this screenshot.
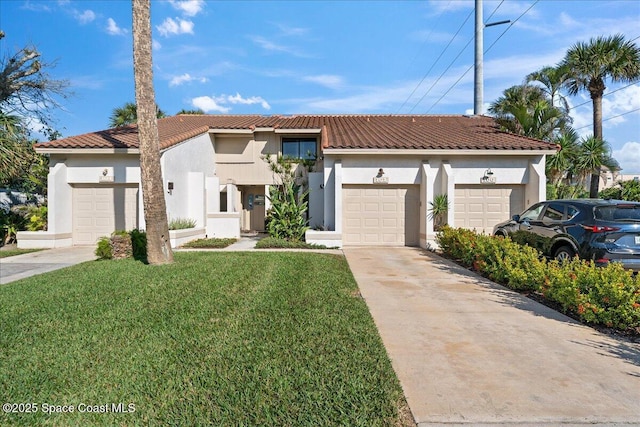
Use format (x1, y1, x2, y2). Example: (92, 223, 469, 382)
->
(0, 252, 407, 426)
(255, 236, 328, 249)
(181, 237, 236, 249)
(0, 248, 42, 258)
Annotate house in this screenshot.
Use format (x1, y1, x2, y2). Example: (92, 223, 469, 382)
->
(18, 114, 556, 249)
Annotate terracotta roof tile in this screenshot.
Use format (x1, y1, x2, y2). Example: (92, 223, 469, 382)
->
(36, 114, 556, 152)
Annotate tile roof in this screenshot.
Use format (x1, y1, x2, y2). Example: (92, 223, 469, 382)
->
(35, 114, 556, 152)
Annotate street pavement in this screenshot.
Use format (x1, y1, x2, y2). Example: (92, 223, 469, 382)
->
(0, 246, 96, 285)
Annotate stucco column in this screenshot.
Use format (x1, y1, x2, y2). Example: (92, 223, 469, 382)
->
(47, 162, 72, 234)
(226, 183, 235, 213)
(528, 156, 546, 206)
(334, 159, 343, 233)
(422, 162, 436, 239)
(442, 162, 455, 227)
(264, 185, 271, 212)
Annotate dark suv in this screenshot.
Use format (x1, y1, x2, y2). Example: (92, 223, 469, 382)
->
(493, 199, 640, 271)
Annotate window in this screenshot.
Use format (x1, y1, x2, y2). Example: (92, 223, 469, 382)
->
(282, 138, 317, 160)
(542, 203, 564, 222)
(520, 203, 544, 221)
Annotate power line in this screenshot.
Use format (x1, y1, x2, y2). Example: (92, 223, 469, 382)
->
(573, 107, 640, 131)
(397, 7, 474, 113)
(571, 82, 640, 110)
(425, 0, 539, 113)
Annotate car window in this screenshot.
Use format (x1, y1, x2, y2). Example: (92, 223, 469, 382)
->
(567, 206, 579, 220)
(520, 204, 544, 221)
(595, 205, 640, 221)
(542, 203, 565, 222)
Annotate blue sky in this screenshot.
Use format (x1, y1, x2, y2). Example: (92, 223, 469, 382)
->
(2, 0, 640, 172)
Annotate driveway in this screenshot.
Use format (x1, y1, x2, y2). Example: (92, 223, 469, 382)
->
(0, 246, 96, 285)
(344, 247, 640, 426)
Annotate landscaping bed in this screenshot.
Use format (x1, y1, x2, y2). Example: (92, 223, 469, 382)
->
(0, 252, 410, 426)
(436, 226, 640, 341)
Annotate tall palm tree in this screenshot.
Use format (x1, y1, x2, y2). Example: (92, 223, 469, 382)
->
(526, 65, 571, 115)
(109, 101, 167, 128)
(562, 34, 640, 197)
(132, 0, 173, 264)
(575, 135, 619, 196)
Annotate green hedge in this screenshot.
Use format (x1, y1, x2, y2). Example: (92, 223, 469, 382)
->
(436, 226, 640, 332)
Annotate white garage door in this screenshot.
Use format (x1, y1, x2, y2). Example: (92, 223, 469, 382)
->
(73, 185, 139, 245)
(454, 185, 524, 235)
(343, 185, 420, 246)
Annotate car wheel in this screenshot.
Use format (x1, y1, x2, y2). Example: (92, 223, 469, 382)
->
(554, 245, 575, 262)
(494, 230, 507, 238)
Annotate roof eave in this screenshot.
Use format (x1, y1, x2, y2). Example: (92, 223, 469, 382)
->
(35, 147, 140, 155)
(322, 148, 558, 156)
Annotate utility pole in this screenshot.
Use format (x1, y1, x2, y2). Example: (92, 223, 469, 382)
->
(474, 0, 483, 115)
(474, 0, 509, 115)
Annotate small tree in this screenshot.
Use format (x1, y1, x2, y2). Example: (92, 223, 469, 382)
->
(428, 194, 449, 231)
(262, 154, 309, 242)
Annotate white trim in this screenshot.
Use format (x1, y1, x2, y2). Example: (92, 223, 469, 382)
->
(275, 129, 322, 134)
(322, 148, 557, 156)
(208, 129, 253, 134)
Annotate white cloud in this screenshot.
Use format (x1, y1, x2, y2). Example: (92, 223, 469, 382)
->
(192, 96, 230, 113)
(613, 142, 640, 174)
(153, 39, 162, 50)
(169, 0, 205, 17)
(169, 73, 208, 86)
(303, 75, 345, 90)
(157, 17, 194, 37)
(73, 9, 95, 24)
(106, 18, 127, 36)
(191, 93, 271, 113)
(249, 36, 309, 57)
(227, 93, 271, 110)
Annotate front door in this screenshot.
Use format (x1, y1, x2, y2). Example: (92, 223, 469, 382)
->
(242, 186, 266, 232)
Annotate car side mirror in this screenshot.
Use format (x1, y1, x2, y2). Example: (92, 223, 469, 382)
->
(512, 214, 521, 222)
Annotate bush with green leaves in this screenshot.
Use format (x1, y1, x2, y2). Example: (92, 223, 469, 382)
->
(266, 183, 309, 242)
(599, 179, 640, 201)
(168, 217, 197, 230)
(95, 229, 147, 262)
(436, 226, 640, 333)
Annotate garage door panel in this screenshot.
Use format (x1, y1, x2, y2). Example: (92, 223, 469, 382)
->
(73, 185, 139, 246)
(454, 185, 524, 235)
(343, 185, 419, 246)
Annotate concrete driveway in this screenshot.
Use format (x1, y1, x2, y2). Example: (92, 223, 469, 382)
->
(0, 246, 96, 285)
(344, 247, 640, 426)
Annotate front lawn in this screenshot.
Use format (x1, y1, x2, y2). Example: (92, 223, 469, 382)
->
(0, 248, 42, 258)
(0, 252, 409, 426)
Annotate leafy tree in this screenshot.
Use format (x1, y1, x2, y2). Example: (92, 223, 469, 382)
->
(561, 34, 640, 197)
(0, 30, 69, 134)
(109, 101, 167, 128)
(599, 179, 640, 202)
(132, 0, 173, 264)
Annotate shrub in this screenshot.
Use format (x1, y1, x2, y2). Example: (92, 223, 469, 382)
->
(266, 183, 309, 242)
(95, 236, 112, 260)
(129, 229, 147, 262)
(168, 217, 197, 230)
(437, 226, 640, 333)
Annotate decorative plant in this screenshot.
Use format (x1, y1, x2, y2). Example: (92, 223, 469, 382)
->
(428, 194, 449, 231)
(168, 217, 197, 230)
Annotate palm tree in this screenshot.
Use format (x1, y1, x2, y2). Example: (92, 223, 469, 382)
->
(132, 0, 173, 264)
(546, 128, 580, 186)
(526, 65, 571, 115)
(575, 135, 619, 196)
(489, 85, 566, 141)
(109, 101, 167, 128)
(561, 34, 640, 197)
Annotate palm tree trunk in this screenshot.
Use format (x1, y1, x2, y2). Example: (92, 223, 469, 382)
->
(589, 93, 604, 198)
(132, 0, 173, 264)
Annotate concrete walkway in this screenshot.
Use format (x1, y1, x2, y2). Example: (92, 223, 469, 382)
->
(0, 246, 96, 285)
(344, 247, 640, 426)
